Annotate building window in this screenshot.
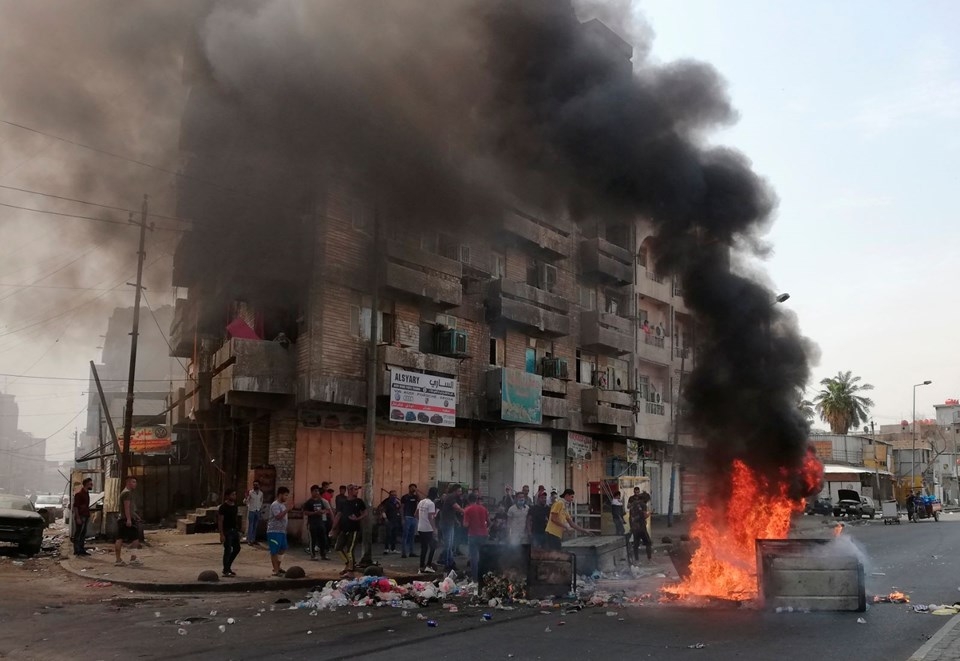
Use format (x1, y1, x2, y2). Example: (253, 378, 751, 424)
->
(489, 338, 504, 366)
(351, 200, 374, 234)
(492, 253, 506, 279)
(577, 285, 596, 311)
(351, 296, 393, 343)
(576, 349, 595, 386)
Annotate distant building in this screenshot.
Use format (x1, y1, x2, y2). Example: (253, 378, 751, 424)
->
(0, 393, 60, 496)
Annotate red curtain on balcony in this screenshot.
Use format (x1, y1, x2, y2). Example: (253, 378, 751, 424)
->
(225, 317, 261, 340)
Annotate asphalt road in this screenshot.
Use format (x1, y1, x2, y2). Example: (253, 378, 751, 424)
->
(1, 514, 958, 660)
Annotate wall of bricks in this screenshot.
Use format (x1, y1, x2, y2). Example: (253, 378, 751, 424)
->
(268, 409, 298, 486)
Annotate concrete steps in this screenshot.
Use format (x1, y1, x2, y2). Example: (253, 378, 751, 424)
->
(175, 507, 220, 535)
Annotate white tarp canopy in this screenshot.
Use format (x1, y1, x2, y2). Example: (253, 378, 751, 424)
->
(823, 463, 892, 477)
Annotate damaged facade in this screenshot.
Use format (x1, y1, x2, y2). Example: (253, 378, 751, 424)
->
(168, 20, 700, 513)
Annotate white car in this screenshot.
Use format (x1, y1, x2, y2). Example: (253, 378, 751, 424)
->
(33, 494, 64, 525)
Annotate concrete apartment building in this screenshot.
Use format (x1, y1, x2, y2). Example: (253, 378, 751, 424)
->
(168, 20, 700, 513)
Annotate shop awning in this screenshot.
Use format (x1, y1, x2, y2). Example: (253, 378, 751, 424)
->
(823, 463, 892, 477)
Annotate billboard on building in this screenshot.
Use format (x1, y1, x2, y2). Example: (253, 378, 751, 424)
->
(500, 369, 542, 425)
(567, 431, 592, 458)
(626, 438, 640, 464)
(125, 426, 172, 454)
(389, 368, 457, 427)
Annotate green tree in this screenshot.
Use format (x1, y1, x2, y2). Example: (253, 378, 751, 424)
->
(813, 371, 875, 434)
(797, 397, 815, 422)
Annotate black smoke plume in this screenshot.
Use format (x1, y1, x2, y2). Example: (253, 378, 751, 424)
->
(0, 0, 815, 493)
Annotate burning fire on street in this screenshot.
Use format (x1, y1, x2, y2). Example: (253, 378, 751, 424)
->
(662, 454, 824, 602)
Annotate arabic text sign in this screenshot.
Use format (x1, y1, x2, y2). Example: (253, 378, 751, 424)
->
(389, 368, 457, 427)
(125, 426, 172, 454)
(567, 431, 592, 458)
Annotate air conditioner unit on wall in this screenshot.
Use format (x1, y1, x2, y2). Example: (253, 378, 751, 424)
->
(538, 263, 558, 292)
(541, 357, 568, 379)
(435, 329, 468, 356)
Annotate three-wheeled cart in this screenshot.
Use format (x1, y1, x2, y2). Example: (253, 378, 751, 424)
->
(881, 500, 901, 525)
(914, 496, 942, 522)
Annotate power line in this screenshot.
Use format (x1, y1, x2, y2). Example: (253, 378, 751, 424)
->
(0, 372, 183, 382)
(0, 199, 184, 232)
(0, 183, 202, 226)
(141, 289, 195, 384)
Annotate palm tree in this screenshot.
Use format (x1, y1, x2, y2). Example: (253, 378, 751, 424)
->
(797, 397, 815, 422)
(813, 371, 875, 434)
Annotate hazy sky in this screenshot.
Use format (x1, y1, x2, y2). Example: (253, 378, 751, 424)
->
(1, 1, 958, 464)
(641, 0, 960, 428)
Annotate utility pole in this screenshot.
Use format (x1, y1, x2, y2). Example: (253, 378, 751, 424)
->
(666, 349, 684, 527)
(359, 210, 380, 566)
(90, 361, 120, 459)
(120, 195, 152, 484)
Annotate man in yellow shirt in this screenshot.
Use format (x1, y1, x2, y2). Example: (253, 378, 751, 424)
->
(544, 489, 593, 550)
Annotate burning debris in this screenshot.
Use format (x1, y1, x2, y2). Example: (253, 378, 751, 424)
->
(873, 592, 909, 604)
(662, 457, 821, 602)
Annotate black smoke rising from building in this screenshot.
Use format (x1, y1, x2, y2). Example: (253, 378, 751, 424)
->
(1, 0, 815, 493)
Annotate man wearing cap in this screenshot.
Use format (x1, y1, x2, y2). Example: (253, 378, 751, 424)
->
(331, 484, 368, 576)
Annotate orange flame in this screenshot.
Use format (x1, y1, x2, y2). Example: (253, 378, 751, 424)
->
(663, 457, 819, 601)
(832, 523, 844, 537)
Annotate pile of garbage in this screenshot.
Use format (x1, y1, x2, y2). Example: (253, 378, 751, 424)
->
(912, 603, 960, 616)
(296, 572, 476, 611)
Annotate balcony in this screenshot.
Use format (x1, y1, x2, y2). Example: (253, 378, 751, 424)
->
(636, 269, 671, 303)
(580, 310, 633, 356)
(636, 332, 671, 365)
(542, 395, 568, 419)
(504, 209, 572, 259)
(169, 298, 197, 359)
(580, 237, 633, 285)
(380, 240, 462, 309)
(581, 388, 634, 430)
(211, 338, 295, 408)
(674, 346, 694, 369)
(486, 278, 570, 337)
(635, 401, 671, 442)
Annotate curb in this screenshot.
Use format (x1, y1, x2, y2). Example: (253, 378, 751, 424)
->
(907, 612, 960, 661)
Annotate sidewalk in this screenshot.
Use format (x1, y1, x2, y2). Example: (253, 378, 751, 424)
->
(59, 520, 691, 593)
(909, 614, 960, 661)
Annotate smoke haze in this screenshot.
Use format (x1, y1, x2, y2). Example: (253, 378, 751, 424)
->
(0, 0, 815, 490)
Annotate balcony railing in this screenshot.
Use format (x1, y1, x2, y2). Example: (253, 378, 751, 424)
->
(674, 346, 690, 359)
(645, 402, 665, 416)
(673, 282, 683, 297)
(643, 334, 665, 348)
(646, 271, 665, 283)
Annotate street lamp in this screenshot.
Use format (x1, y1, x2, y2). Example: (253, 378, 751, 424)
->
(912, 380, 933, 491)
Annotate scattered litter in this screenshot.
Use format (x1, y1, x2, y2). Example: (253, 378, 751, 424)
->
(177, 628, 188, 636)
(218, 625, 226, 633)
(871, 572, 886, 576)
(544, 627, 552, 633)
(12, 561, 24, 566)
(307, 630, 312, 635)
(387, 629, 395, 633)
(482, 613, 492, 621)
(209, 610, 218, 616)
(154, 612, 161, 618)
(856, 617, 866, 624)
(605, 611, 617, 617)
(227, 617, 235, 624)
(873, 592, 909, 604)
(254, 613, 261, 617)
(426, 620, 438, 628)
(688, 643, 705, 649)
(85, 581, 112, 588)
(933, 607, 960, 616)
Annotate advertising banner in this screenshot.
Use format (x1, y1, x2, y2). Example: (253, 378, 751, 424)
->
(500, 369, 542, 425)
(567, 431, 592, 458)
(126, 426, 172, 454)
(389, 368, 457, 427)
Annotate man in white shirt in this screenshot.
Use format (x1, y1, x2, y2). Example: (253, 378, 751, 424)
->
(416, 487, 439, 574)
(244, 480, 264, 546)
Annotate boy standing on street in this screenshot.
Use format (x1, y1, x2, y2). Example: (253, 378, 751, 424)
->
(302, 484, 332, 560)
(544, 488, 593, 551)
(218, 489, 241, 577)
(378, 489, 402, 554)
(114, 476, 142, 566)
(400, 483, 420, 558)
(332, 484, 367, 577)
(244, 480, 264, 545)
(267, 487, 290, 576)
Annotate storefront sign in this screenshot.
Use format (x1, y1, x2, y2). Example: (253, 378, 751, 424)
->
(499, 368, 542, 425)
(389, 368, 457, 427)
(125, 426, 172, 454)
(567, 431, 592, 458)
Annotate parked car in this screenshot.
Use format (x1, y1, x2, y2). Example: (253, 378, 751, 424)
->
(805, 497, 833, 515)
(833, 489, 877, 519)
(33, 494, 64, 525)
(0, 494, 45, 556)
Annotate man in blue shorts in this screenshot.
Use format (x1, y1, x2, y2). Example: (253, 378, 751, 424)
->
(267, 486, 290, 576)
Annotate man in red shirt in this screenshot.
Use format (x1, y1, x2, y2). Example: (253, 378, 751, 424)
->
(462, 493, 489, 581)
(72, 478, 92, 556)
